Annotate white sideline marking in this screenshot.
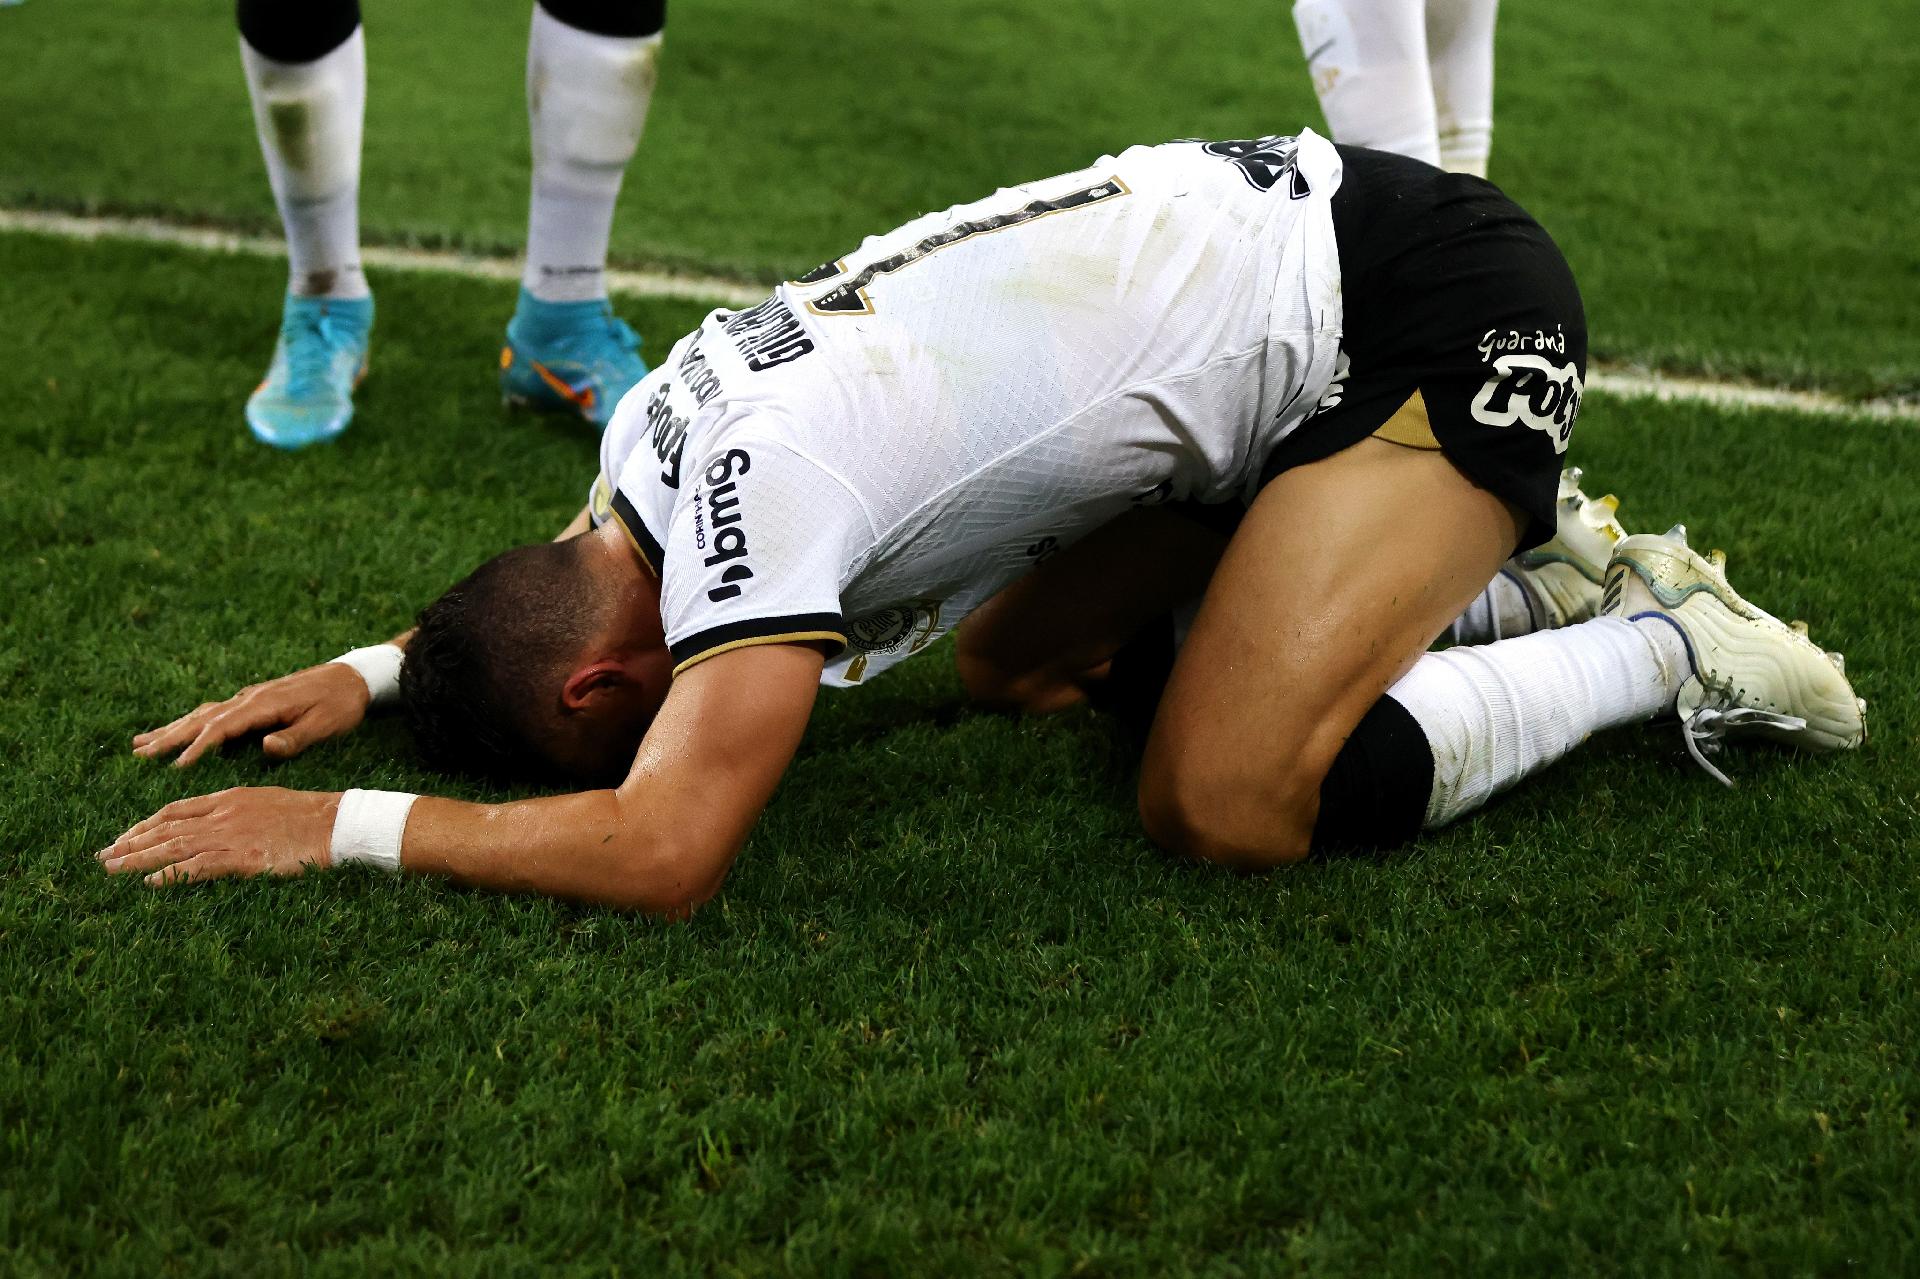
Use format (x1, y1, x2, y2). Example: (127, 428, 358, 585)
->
(6, 206, 1915, 422)
(0, 207, 765, 309)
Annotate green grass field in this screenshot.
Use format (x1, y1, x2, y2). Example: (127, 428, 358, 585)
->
(3, 0, 1918, 1273)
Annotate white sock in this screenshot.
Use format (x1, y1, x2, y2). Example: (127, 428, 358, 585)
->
(1293, 0, 1441, 167)
(240, 27, 368, 300)
(522, 6, 661, 304)
(1426, 0, 1498, 176)
(1447, 568, 1539, 646)
(1388, 616, 1689, 828)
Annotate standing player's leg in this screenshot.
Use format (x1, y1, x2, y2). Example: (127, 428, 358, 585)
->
(237, 0, 373, 449)
(1292, 0, 1442, 167)
(1425, 0, 1499, 175)
(500, 0, 665, 428)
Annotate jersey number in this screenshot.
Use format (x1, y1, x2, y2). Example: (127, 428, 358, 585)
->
(793, 176, 1130, 317)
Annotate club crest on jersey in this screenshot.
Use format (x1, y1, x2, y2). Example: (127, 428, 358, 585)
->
(1470, 353, 1583, 452)
(841, 600, 944, 683)
(693, 448, 755, 602)
(1199, 136, 1310, 197)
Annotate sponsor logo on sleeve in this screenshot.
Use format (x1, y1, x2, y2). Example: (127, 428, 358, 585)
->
(692, 448, 755, 603)
(1469, 327, 1582, 453)
(644, 386, 690, 488)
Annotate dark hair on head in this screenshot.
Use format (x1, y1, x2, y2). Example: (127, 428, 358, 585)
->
(400, 540, 609, 782)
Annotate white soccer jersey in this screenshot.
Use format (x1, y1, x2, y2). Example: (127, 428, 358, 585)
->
(592, 130, 1347, 685)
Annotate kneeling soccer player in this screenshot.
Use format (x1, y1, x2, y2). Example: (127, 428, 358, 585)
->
(105, 132, 1866, 910)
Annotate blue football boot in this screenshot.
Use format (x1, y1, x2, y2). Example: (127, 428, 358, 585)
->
(245, 294, 374, 450)
(499, 289, 647, 428)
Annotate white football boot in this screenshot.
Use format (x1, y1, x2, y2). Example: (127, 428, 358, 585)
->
(1602, 526, 1867, 785)
(1506, 467, 1628, 631)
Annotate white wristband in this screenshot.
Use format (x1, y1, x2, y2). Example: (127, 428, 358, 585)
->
(331, 643, 405, 708)
(329, 788, 419, 874)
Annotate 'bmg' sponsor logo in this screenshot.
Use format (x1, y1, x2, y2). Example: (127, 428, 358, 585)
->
(1470, 353, 1582, 453)
(696, 448, 755, 602)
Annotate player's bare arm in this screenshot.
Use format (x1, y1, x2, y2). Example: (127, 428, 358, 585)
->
(103, 637, 825, 913)
(129, 506, 595, 768)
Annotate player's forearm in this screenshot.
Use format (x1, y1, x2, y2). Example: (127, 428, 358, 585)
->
(398, 790, 728, 916)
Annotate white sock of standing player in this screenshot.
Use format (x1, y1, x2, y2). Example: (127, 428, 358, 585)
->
(1426, 0, 1498, 176)
(1292, 0, 1442, 167)
(240, 27, 369, 300)
(1386, 616, 1691, 828)
(521, 4, 662, 304)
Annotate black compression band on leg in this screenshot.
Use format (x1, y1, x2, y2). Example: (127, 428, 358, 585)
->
(1311, 695, 1435, 853)
(237, 0, 361, 63)
(537, 0, 666, 38)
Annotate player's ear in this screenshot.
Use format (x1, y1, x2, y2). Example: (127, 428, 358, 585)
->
(560, 659, 632, 712)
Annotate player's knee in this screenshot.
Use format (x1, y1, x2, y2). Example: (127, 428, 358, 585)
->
(954, 633, 1083, 715)
(955, 647, 1078, 715)
(955, 647, 1019, 710)
(1136, 750, 1323, 871)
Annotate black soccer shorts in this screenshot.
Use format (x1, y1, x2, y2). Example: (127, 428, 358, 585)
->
(1259, 144, 1588, 551)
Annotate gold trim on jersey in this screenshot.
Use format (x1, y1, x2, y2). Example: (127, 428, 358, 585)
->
(1372, 390, 1443, 450)
(607, 500, 660, 574)
(589, 473, 615, 523)
(788, 258, 848, 288)
(671, 630, 850, 677)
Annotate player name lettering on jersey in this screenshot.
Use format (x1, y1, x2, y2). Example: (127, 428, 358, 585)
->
(723, 298, 815, 372)
(1197, 136, 1311, 197)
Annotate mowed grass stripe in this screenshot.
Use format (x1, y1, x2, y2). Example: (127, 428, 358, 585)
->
(6, 212, 1916, 426)
(4, 230, 1917, 1274)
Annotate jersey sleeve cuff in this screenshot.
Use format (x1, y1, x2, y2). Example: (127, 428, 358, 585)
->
(608, 489, 665, 573)
(669, 613, 848, 675)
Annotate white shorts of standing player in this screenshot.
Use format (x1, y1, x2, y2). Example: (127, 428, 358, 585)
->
(1292, 0, 1498, 177)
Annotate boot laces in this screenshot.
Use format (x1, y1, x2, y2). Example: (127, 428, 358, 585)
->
(1681, 706, 1808, 788)
(283, 308, 347, 395)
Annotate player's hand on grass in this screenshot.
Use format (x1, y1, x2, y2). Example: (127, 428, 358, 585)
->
(98, 787, 340, 887)
(132, 663, 374, 767)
